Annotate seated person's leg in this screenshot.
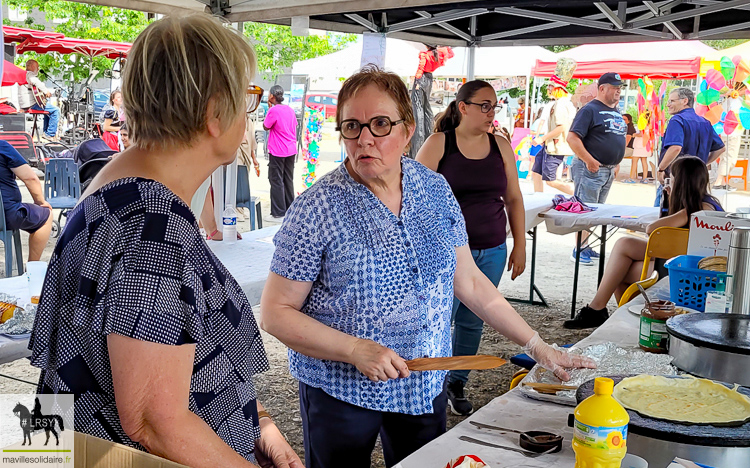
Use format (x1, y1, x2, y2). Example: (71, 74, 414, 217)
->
(589, 236, 647, 310)
(200, 188, 221, 240)
(12, 203, 53, 262)
(565, 236, 647, 329)
(44, 104, 60, 138)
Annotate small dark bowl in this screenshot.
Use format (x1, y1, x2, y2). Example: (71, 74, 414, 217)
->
(519, 431, 563, 453)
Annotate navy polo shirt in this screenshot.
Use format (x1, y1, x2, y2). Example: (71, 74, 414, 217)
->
(660, 108, 724, 164)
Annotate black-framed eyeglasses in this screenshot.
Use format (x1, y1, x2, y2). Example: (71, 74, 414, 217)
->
(465, 101, 500, 114)
(336, 116, 405, 140)
(246, 85, 264, 114)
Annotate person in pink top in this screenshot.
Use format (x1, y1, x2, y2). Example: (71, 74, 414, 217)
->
(263, 85, 299, 220)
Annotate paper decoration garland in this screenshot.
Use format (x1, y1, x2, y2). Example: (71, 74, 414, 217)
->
(302, 105, 325, 188)
(699, 54, 750, 136)
(636, 75, 667, 154)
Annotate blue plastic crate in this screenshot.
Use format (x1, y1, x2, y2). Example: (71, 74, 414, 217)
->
(664, 255, 720, 312)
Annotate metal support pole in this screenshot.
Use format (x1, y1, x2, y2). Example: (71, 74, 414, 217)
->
(524, 74, 531, 128)
(506, 226, 549, 307)
(572, 231, 583, 318)
(598, 225, 607, 287)
(467, 17, 477, 81)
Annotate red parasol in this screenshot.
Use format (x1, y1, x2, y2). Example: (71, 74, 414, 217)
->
(3, 26, 64, 44)
(17, 36, 131, 59)
(2, 60, 27, 86)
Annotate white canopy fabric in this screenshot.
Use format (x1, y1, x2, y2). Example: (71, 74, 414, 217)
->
(558, 40, 715, 62)
(434, 45, 557, 77)
(293, 37, 426, 88)
(294, 41, 556, 89)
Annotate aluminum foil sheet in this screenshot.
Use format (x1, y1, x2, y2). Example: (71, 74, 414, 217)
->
(519, 342, 678, 406)
(0, 293, 36, 336)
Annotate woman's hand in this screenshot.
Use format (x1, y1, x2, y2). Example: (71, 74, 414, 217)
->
(255, 419, 303, 468)
(507, 246, 526, 280)
(350, 339, 410, 382)
(523, 332, 596, 381)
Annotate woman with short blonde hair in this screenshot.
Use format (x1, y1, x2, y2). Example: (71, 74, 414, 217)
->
(30, 14, 301, 468)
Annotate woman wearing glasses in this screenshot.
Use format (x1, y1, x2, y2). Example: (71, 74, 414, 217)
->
(260, 68, 594, 468)
(415, 80, 527, 416)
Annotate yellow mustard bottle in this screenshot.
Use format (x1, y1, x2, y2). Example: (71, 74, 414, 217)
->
(572, 377, 630, 468)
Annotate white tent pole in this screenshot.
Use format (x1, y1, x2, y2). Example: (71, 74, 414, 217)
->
(467, 17, 477, 81)
(524, 73, 530, 127)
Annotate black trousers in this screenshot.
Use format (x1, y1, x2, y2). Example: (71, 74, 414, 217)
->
(268, 154, 295, 217)
(299, 382, 447, 468)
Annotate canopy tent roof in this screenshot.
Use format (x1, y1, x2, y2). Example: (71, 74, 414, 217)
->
(532, 57, 703, 79)
(17, 36, 131, 59)
(434, 45, 556, 77)
(293, 40, 556, 81)
(558, 40, 716, 62)
(2, 26, 65, 43)
(72, 0, 750, 47)
(292, 37, 425, 78)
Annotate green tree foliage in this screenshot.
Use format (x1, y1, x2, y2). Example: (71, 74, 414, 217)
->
(244, 23, 355, 79)
(5, 0, 150, 85)
(703, 39, 747, 51)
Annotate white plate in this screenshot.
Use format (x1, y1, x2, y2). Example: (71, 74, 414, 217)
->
(628, 304, 700, 315)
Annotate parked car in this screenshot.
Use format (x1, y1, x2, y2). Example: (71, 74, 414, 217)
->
(305, 93, 338, 119)
(93, 90, 109, 116)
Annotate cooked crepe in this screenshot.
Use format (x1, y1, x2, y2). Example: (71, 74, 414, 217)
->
(613, 375, 750, 425)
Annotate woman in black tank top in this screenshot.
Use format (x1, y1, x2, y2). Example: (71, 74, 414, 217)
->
(416, 80, 527, 416)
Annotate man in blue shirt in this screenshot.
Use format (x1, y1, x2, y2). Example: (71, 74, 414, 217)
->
(657, 87, 724, 186)
(0, 141, 52, 261)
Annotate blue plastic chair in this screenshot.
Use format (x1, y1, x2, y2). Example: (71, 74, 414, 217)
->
(236, 165, 262, 231)
(44, 159, 80, 238)
(0, 192, 24, 277)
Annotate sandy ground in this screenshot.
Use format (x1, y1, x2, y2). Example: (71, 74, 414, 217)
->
(1, 122, 749, 466)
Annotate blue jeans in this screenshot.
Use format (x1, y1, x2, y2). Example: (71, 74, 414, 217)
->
(570, 157, 616, 204)
(654, 183, 663, 207)
(448, 243, 507, 384)
(30, 102, 60, 138)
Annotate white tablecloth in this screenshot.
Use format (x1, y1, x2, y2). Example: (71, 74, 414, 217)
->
(394, 279, 671, 468)
(207, 225, 280, 306)
(542, 204, 659, 235)
(517, 193, 554, 234)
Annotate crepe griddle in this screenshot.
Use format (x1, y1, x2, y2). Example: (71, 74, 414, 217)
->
(576, 375, 750, 447)
(668, 313, 750, 355)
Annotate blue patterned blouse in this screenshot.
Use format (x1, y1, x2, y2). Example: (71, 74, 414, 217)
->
(271, 157, 468, 415)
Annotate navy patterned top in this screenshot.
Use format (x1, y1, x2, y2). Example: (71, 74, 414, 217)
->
(29, 178, 269, 462)
(271, 158, 468, 415)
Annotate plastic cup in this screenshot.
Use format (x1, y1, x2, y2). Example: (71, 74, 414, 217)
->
(27, 261, 48, 302)
(621, 453, 648, 468)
